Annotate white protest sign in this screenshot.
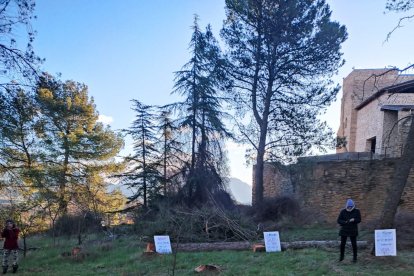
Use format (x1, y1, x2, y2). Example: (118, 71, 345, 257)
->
(263, 231, 281, 252)
(375, 229, 397, 256)
(154, 235, 172, 254)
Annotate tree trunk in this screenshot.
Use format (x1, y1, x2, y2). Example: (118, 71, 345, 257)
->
(77, 216, 82, 245)
(23, 235, 27, 257)
(52, 219, 56, 246)
(252, 98, 270, 212)
(253, 143, 265, 211)
(173, 240, 368, 252)
(163, 130, 167, 196)
(380, 116, 414, 229)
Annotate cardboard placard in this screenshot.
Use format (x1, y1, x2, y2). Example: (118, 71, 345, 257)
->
(154, 235, 172, 254)
(375, 229, 397, 256)
(263, 231, 281, 252)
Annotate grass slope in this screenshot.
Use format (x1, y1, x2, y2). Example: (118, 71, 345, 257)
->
(15, 232, 414, 275)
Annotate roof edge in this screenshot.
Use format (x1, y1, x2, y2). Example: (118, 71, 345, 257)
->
(355, 79, 414, 110)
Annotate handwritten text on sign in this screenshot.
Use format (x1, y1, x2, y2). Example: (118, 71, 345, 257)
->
(264, 231, 281, 252)
(154, 235, 172, 254)
(375, 229, 396, 256)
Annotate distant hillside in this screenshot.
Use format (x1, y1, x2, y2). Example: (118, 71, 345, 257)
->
(107, 183, 134, 197)
(227, 177, 252, 205)
(109, 178, 252, 205)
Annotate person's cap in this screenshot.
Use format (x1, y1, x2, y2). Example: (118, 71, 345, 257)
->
(346, 199, 355, 208)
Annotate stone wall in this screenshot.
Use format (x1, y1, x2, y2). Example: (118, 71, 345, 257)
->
(256, 157, 414, 224)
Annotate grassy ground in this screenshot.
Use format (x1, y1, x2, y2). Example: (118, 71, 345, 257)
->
(13, 228, 414, 275)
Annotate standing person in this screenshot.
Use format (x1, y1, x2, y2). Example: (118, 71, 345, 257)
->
(1, 219, 19, 274)
(337, 199, 361, 262)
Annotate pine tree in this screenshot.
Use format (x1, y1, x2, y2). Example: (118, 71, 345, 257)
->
(155, 109, 185, 196)
(34, 73, 124, 215)
(221, 0, 347, 209)
(122, 100, 161, 207)
(0, 87, 38, 176)
(0, 86, 43, 204)
(172, 16, 231, 205)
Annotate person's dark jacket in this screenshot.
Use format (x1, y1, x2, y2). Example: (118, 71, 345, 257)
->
(337, 208, 361, 237)
(1, 227, 19, 250)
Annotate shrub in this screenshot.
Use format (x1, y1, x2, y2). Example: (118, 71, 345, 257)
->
(54, 213, 101, 237)
(260, 196, 300, 222)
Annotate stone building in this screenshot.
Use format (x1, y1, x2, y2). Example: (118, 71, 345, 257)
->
(253, 69, 414, 223)
(336, 69, 414, 156)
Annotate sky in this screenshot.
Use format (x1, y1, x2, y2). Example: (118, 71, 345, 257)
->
(29, 0, 414, 186)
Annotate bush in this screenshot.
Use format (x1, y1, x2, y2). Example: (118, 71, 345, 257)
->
(260, 196, 300, 222)
(54, 213, 101, 237)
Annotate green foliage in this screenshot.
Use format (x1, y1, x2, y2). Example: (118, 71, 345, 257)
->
(221, 0, 347, 207)
(53, 213, 101, 237)
(0, 87, 49, 242)
(121, 100, 162, 207)
(0, 74, 126, 240)
(222, 0, 348, 162)
(0, 87, 40, 186)
(34, 73, 125, 215)
(171, 16, 231, 205)
(336, 136, 347, 149)
(155, 109, 186, 196)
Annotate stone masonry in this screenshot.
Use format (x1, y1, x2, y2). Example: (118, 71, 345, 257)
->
(252, 69, 414, 224)
(337, 69, 414, 155)
(254, 157, 414, 224)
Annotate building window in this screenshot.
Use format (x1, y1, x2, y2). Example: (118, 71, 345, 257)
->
(366, 137, 376, 153)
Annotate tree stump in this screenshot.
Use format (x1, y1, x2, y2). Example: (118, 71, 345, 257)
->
(146, 242, 155, 252)
(252, 244, 266, 252)
(194, 264, 221, 273)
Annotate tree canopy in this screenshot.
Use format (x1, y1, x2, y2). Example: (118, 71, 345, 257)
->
(0, 0, 41, 86)
(221, 0, 347, 208)
(171, 17, 231, 206)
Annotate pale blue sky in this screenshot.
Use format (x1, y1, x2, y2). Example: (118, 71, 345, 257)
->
(31, 0, 414, 185)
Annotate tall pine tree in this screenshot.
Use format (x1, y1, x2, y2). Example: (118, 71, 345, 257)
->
(35, 74, 124, 215)
(155, 109, 185, 196)
(221, 0, 347, 209)
(172, 17, 231, 205)
(122, 100, 161, 207)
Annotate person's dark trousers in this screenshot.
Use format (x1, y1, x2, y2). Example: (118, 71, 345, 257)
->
(340, 235, 357, 261)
